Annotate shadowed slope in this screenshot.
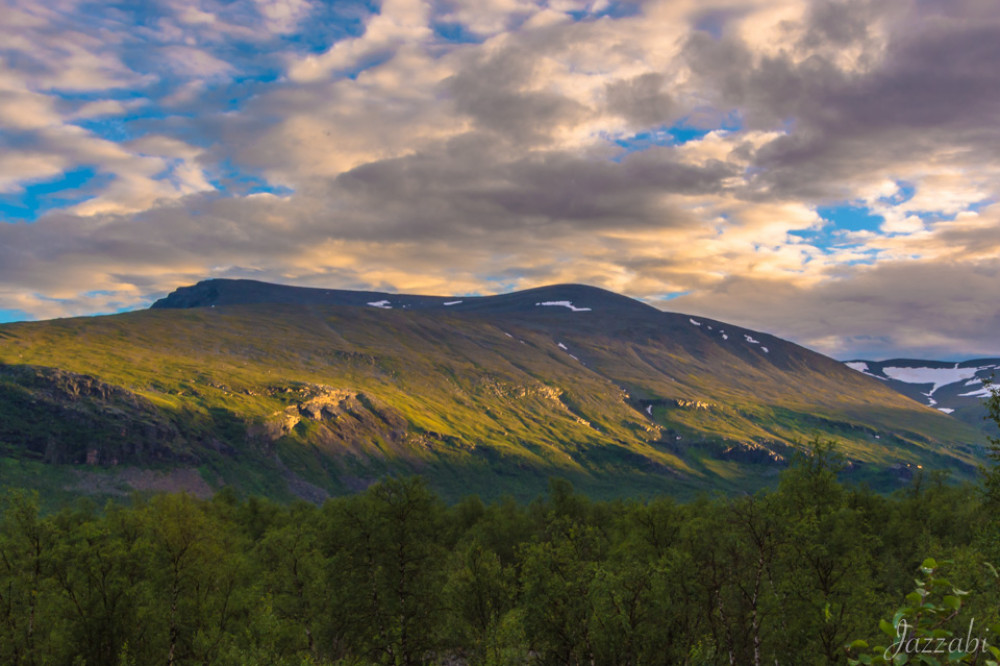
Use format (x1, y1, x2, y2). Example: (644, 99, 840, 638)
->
(0, 280, 987, 503)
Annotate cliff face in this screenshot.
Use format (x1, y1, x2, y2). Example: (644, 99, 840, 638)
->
(0, 364, 186, 466)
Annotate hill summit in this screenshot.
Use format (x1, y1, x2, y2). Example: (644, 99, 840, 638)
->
(152, 278, 656, 316)
(0, 279, 987, 502)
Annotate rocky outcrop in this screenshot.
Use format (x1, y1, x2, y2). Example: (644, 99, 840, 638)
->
(716, 441, 787, 465)
(260, 385, 414, 458)
(675, 398, 713, 410)
(0, 364, 187, 465)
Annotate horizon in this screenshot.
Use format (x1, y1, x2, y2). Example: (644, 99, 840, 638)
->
(2, 275, 997, 365)
(1, 0, 999, 360)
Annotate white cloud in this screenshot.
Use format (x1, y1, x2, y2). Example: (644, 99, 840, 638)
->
(253, 0, 314, 34)
(287, 0, 432, 82)
(0, 0, 998, 360)
(160, 45, 235, 78)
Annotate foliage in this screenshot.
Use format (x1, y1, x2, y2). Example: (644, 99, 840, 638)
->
(846, 559, 1000, 665)
(981, 381, 1000, 512)
(1, 442, 999, 665)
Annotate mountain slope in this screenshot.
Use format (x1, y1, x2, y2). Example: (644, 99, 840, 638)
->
(844, 358, 1000, 433)
(0, 280, 988, 503)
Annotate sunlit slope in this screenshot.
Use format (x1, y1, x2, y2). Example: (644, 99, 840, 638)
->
(0, 282, 987, 502)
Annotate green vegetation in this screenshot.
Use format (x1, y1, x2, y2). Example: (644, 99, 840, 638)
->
(846, 558, 1000, 665)
(3, 290, 998, 663)
(2, 441, 1000, 665)
(0, 302, 987, 502)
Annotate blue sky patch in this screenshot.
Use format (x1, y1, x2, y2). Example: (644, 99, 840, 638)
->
(788, 228, 824, 243)
(668, 126, 713, 144)
(72, 105, 177, 143)
(0, 167, 113, 222)
(433, 22, 484, 44)
(596, 1, 643, 19)
(816, 204, 885, 233)
(789, 203, 887, 252)
(611, 113, 743, 161)
(909, 210, 957, 223)
(903, 197, 992, 223)
(613, 128, 674, 155)
(285, 0, 375, 54)
(657, 290, 692, 301)
(567, 1, 641, 21)
(670, 112, 743, 144)
(878, 181, 916, 205)
(0, 308, 32, 324)
(74, 116, 142, 143)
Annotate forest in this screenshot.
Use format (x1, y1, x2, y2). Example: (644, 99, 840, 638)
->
(2, 437, 1000, 666)
(6, 379, 1000, 666)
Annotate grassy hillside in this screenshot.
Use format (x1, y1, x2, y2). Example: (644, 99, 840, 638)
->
(0, 284, 989, 503)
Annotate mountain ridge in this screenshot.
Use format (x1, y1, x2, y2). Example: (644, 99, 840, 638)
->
(151, 279, 659, 316)
(0, 279, 988, 503)
(843, 358, 999, 433)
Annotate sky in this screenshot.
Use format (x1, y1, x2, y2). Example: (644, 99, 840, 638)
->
(1, 0, 999, 361)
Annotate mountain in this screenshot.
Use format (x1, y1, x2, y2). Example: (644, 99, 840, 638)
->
(0, 279, 989, 505)
(843, 359, 1000, 433)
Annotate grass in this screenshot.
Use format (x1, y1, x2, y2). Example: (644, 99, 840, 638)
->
(0, 301, 990, 502)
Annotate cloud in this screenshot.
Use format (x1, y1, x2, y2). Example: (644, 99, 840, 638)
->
(286, 0, 432, 82)
(160, 46, 235, 79)
(0, 0, 999, 360)
(671, 256, 1000, 360)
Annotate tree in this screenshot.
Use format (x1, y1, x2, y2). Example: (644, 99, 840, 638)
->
(444, 540, 522, 664)
(980, 381, 1000, 513)
(846, 559, 1000, 665)
(46, 501, 151, 665)
(142, 493, 250, 666)
(251, 501, 324, 661)
(321, 477, 448, 665)
(0, 491, 54, 666)
(764, 440, 884, 664)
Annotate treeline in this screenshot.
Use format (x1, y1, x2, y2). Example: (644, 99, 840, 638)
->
(2, 445, 1000, 665)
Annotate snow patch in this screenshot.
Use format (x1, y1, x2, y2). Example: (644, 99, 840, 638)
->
(744, 334, 760, 345)
(367, 300, 392, 309)
(937, 407, 955, 414)
(443, 300, 463, 306)
(845, 361, 885, 380)
(960, 385, 995, 399)
(536, 301, 591, 312)
(881, 365, 987, 395)
(720, 332, 728, 340)
(689, 318, 701, 326)
(557, 342, 568, 350)
(761, 347, 769, 353)
(646, 405, 653, 416)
